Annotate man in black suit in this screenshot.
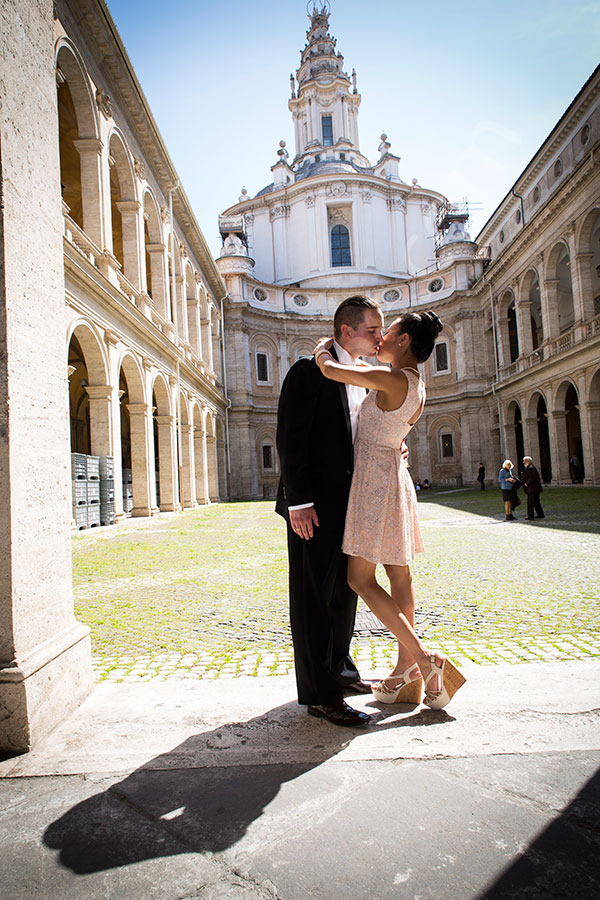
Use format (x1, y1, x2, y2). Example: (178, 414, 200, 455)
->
(276, 296, 384, 727)
(522, 456, 545, 520)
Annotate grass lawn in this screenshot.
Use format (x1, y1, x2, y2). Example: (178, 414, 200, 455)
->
(72, 487, 600, 673)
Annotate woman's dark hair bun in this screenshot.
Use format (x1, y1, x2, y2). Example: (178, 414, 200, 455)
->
(398, 309, 443, 363)
(422, 310, 443, 336)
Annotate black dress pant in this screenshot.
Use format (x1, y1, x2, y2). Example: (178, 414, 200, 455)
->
(287, 522, 359, 706)
(526, 491, 544, 519)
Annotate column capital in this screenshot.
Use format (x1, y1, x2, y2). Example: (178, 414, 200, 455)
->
(126, 402, 150, 416)
(73, 138, 104, 155)
(146, 243, 166, 254)
(84, 384, 113, 401)
(155, 414, 175, 426)
(116, 200, 141, 215)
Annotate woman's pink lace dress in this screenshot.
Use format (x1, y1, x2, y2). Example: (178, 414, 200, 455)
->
(342, 368, 426, 566)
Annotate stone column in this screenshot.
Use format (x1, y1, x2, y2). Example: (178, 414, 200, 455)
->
(187, 297, 201, 358)
(0, 0, 92, 753)
(84, 384, 113, 457)
(116, 200, 142, 290)
(581, 400, 600, 484)
(194, 426, 209, 504)
(181, 423, 196, 507)
(127, 402, 152, 516)
(541, 278, 560, 341)
(155, 414, 178, 511)
(146, 244, 169, 321)
(206, 435, 219, 501)
(523, 416, 540, 462)
(175, 274, 187, 342)
(73, 138, 104, 249)
(549, 409, 570, 483)
(572, 252, 595, 322)
(515, 300, 534, 358)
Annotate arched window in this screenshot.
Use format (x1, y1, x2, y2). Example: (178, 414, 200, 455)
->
(433, 339, 450, 374)
(508, 301, 519, 362)
(331, 224, 351, 267)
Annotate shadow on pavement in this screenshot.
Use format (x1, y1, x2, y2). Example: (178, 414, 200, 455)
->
(477, 766, 600, 898)
(42, 700, 452, 874)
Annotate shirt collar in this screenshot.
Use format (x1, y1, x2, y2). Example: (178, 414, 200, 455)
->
(333, 340, 358, 366)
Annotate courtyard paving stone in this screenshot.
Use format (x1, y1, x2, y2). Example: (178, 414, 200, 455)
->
(72, 488, 600, 682)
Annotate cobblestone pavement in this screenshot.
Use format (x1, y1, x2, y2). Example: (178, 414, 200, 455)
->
(71, 490, 600, 683)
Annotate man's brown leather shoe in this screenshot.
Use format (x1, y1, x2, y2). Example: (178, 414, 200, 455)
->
(307, 700, 370, 727)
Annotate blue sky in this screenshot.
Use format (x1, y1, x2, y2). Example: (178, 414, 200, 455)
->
(105, 0, 600, 256)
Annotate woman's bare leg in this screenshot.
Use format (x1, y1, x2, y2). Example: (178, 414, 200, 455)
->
(347, 555, 441, 689)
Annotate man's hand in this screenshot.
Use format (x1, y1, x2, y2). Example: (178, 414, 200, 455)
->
(289, 506, 319, 540)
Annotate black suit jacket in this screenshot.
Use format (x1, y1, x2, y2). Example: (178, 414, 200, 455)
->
(522, 464, 542, 493)
(275, 353, 354, 534)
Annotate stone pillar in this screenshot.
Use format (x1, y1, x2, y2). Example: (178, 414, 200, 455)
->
(155, 414, 178, 511)
(549, 409, 570, 483)
(523, 416, 540, 462)
(187, 297, 201, 358)
(181, 423, 196, 507)
(582, 400, 600, 484)
(127, 402, 152, 516)
(146, 244, 169, 321)
(206, 434, 219, 501)
(194, 426, 209, 504)
(572, 252, 595, 322)
(0, 0, 92, 753)
(116, 200, 142, 290)
(84, 384, 113, 457)
(542, 278, 560, 340)
(515, 300, 534, 358)
(175, 274, 187, 342)
(73, 138, 104, 249)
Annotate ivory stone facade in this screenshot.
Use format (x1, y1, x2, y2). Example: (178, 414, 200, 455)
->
(218, 6, 600, 498)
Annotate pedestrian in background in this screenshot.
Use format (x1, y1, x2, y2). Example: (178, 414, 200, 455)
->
(522, 456, 545, 520)
(498, 460, 517, 520)
(477, 463, 486, 490)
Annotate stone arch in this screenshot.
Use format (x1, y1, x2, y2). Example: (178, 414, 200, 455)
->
(204, 409, 219, 501)
(524, 391, 552, 484)
(192, 402, 208, 504)
(255, 424, 278, 499)
(428, 414, 461, 486)
(216, 418, 228, 499)
(178, 390, 195, 507)
(551, 378, 582, 484)
(586, 367, 600, 483)
(67, 321, 110, 457)
(56, 41, 101, 243)
(506, 399, 525, 474)
(143, 190, 168, 318)
(288, 338, 314, 365)
(576, 207, 600, 319)
(118, 352, 151, 516)
(519, 267, 544, 350)
(151, 372, 176, 511)
(108, 131, 140, 287)
(546, 241, 575, 334)
(498, 288, 519, 366)
(185, 262, 201, 356)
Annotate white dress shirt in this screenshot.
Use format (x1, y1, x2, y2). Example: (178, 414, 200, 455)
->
(288, 341, 366, 511)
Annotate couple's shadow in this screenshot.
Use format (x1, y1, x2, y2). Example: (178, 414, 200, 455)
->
(43, 698, 453, 874)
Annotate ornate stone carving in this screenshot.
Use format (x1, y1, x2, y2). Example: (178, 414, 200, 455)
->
(329, 182, 347, 197)
(387, 197, 406, 212)
(160, 206, 169, 224)
(134, 158, 146, 180)
(95, 88, 113, 119)
(269, 204, 290, 220)
(245, 212, 254, 226)
(361, 190, 372, 203)
(194, 271, 202, 284)
(305, 194, 316, 207)
(421, 201, 432, 215)
(328, 207, 348, 225)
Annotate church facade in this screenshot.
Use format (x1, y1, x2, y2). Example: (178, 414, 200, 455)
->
(217, 4, 600, 498)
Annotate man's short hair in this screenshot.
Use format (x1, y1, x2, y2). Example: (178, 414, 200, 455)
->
(523, 456, 533, 463)
(333, 295, 381, 340)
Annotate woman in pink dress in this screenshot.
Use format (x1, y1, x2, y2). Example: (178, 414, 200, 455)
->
(313, 311, 465, 710)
